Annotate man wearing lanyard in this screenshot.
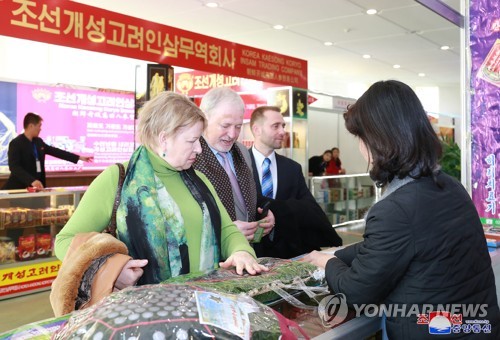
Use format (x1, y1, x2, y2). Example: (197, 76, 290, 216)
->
(2, 112, 93, 190)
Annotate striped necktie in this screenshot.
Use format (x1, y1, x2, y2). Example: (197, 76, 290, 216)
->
(261, 157, 273, 198)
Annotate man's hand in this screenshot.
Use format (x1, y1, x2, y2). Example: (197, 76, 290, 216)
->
(256, 208, 275, 236)
(114, 259, 148, 290)
(30, 180, 43, 189)
(233, 220, 259, 241)
(79, 156, 94, 163)
(219, 251, 269, 275)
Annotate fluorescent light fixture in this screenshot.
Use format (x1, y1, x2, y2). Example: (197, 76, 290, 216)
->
(440, 45, 450, 50)
(393, 64, 401, 69)
(273, 24, 285, 30)
(362, 54, 371, 59)
(418, 73, 426, 77)
(324, 41, 333, 46)
(366, 9, 378, 15)
(204, 2, 219, 8)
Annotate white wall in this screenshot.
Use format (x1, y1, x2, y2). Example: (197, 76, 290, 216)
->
(0, 36, 146, 92)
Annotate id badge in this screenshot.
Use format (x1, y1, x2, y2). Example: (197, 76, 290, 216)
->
(36, 160, 41, 173)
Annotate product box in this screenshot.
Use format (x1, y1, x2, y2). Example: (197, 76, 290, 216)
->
(486, 238, 500, 248)
(329, 188, 346, 202)
(35, 233, 52, 257)
(361, 185, 373, 198)
(16, 234, 36, 261)
(0, 209, 11, 230)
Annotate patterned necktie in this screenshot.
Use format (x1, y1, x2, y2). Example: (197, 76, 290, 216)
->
(219, 152, 246, 209)
(261, 158, 273, 198)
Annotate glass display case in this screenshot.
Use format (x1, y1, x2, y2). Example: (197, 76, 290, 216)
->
(310, 174, 380, 228)
(0, 186, 87, 299)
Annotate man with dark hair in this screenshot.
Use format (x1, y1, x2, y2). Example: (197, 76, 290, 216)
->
(2, 112, 93, 190)
(249, 106, 342, 258)
(308, 150, 332, 176)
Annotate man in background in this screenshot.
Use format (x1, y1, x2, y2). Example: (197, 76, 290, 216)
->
(308, 149, 332, 176)
(193, 88, 275, 242)
(249, 106, 342, 258)
(2, 112, 93, 190)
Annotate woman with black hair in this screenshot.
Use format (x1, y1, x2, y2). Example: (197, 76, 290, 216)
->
(325, 147, 346, 174)
(303, 80, 499, 339)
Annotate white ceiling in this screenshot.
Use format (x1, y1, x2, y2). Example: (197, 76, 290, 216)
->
(73, 0, 462, 94)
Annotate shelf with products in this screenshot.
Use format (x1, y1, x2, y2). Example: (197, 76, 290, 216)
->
(0, 186, 87, 299)
(309, 174, 380, 227)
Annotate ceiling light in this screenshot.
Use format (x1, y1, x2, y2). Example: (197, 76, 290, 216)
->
(393, 64, 401, 69)
(273, 24, 285, 30)
(418, 73, 426, 77)
(324, 41, 333, 46)
(366, 9, 378, 15)
(440, 45, 450, 50)
(204, 2, 219, 8)
(362, 54, 371, 59)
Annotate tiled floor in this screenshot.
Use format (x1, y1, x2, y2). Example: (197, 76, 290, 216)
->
(0, 226, 365, 334)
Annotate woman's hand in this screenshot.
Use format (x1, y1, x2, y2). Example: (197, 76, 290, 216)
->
(114, 259, 148, 290)
(219, 251, 269, 275)
(257, 208, 275, 236)
(300, 250, 335, 269)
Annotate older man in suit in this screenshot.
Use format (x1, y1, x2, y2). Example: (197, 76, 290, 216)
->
(193, 88, 275, 242)
(249, 106, 342, 258)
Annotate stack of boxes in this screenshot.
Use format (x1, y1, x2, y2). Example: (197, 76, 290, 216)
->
(0, 206, 73, 263)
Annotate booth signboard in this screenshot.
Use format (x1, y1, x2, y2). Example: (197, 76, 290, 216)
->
(0, 0, 307, 89)
(0, 80, 135, 172)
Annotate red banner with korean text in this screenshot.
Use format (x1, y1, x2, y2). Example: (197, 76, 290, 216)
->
(0, 0, 307, 89)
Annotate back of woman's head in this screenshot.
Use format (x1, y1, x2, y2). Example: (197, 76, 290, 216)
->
(137, 91, 206, 149)
(344, 80, 442, 187)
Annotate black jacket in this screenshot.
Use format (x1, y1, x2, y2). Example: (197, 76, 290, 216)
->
(2, 134, 80, 189)
(327, 172, 500, 339)
(308, 155, 327, 176)
(250, 150, 342, 258)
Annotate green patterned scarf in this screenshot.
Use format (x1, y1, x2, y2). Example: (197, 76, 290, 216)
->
(116, 146, 221, 284)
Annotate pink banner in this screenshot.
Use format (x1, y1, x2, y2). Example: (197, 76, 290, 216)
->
(16, 83, 135, 171)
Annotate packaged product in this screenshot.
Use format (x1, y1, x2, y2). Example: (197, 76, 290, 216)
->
(0, 236, 16, 263)
(53, 284, 309, 339)
(35, 233, 52, 258)
(16, 234, 36, 261)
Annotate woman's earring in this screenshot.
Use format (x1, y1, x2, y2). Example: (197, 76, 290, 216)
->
(162, 142, 167, 158)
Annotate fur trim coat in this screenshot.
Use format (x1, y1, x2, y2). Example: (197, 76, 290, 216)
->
(50, 232, 131, 317)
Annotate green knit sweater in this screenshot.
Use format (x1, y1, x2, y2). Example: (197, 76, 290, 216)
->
(55, 148, 255, 273)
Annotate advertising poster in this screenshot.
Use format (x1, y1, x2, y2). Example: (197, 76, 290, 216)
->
(469, 0, 500, 227)
(0, 82, 18, 169)
(9, 82, 135, 172)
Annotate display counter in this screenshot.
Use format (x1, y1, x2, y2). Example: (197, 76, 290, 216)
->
(0, 186, 87, 299)
(1, 234, 499, 339)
